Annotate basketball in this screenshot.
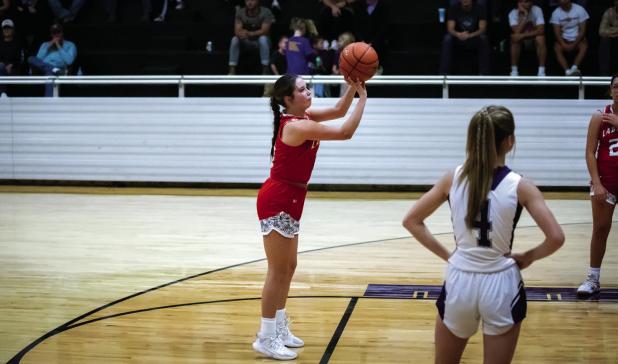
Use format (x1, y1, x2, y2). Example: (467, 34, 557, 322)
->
(339, 42, 379, 82)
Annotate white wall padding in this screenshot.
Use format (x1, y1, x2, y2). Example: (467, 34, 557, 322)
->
(0, 97, 602, 186)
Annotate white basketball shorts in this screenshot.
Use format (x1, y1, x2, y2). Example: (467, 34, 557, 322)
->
(436, 263, 526, 338)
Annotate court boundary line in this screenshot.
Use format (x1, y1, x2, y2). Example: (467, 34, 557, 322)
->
(7, 221, 614, 363)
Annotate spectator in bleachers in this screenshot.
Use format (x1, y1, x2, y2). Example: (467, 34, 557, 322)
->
(332, 31, 354, 95)
(228, 0, 274, 75)
(104, 0, 153, 23)
(352, 0, 387, 74)
(27, 23, 76, 96)
(153, 0, 185, 22)
(599, 0, 618, 75)
(550, 0, 588, 76)
(439, 0, 490, 75)
(270, 35, 287, 75)
(311, 35, 334, 97)
(509, 0, 546, 77)
(48, 0, 86, 23)
(285, 17, 317, 76)
(320, 0, 356, 43)
(0, 19, 25, 97)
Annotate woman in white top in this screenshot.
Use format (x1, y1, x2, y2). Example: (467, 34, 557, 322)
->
(403, 105, 564, 364)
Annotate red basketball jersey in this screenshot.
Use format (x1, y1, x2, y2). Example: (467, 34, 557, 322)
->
(269, 113, 320, 184)
(597, 105, 618, 167)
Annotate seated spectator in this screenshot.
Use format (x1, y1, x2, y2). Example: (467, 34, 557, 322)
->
(285, 17, 317, 76)
(27, 23, 76, 96)
(311, 35, 335, 97)
(352, 0, 387, 74)
(228, 0, 274, 75)
(47, 0, 86, 23)
(509, 0, 546, 76)
(332, 31, 355, 96)
(599, 0, 618, 75)
(439, 0, 490, 75)
(320, 0, 356, 43)
(0, 19, 25, 97)
(550, 0, 588, 76)
(269, 35, 287, 75)
(153, 0, 185, 22)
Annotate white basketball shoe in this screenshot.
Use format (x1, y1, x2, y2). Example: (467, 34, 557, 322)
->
(577, 274, 600, 296)
(252, 333, 297, 360)
(277, 317, 304, 348)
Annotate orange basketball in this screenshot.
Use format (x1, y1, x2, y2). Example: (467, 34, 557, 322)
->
(339, 42, 379, 82)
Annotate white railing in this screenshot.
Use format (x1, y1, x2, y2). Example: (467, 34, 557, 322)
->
(0, 75, 611, 99)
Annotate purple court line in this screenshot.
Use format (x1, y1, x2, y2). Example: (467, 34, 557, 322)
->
(364, 284, 618, 302)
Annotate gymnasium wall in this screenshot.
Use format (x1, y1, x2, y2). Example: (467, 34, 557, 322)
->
(0, 97, 599, 188)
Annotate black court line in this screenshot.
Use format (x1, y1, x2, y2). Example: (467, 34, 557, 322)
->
(320, 297, 358, 364)
(7, 221, 611, 363)
(6, 235, 402, 364)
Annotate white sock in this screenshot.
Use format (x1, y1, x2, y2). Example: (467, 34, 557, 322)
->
(259, 317, 276, 337)
(511, 66, 518, 73)
(570, 65, 578, 71)
(589, 267, 600, 280)
(275, 308, 287, 325)
(538, 66, 545, 73)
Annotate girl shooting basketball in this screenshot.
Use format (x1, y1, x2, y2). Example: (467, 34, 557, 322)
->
(403, 105, 564, 364)
(253, 74, 367, 360)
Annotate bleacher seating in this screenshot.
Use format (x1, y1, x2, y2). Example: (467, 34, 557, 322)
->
(8, 0, 615, 98)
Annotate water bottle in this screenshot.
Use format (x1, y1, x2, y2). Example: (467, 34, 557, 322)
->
(206, 41, 213, 53)
(438, 8, 445, 23)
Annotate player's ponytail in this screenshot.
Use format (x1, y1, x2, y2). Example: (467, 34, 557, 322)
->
(269, 74, 298, 158)
(270, 97, 281, 158)
(460, 106, 515, 228)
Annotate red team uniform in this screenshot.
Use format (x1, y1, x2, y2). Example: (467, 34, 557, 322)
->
(597, 105, 618, 196)
(257, 113, 320, 238)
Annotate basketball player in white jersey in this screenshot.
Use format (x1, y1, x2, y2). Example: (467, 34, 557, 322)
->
(403, 105, 564, 363)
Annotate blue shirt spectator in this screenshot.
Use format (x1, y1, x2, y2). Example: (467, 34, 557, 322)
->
(34, 37, 76, 69)
(27, 23, 77, 96)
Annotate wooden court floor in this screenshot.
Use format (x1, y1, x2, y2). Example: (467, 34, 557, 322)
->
(0, 188, 617, 363)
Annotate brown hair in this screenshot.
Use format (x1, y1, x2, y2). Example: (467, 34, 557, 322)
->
(269, 74, 298, 158)
(459, 106, 515, 228)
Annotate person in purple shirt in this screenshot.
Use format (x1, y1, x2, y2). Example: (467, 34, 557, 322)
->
(285, 18, 317, 75)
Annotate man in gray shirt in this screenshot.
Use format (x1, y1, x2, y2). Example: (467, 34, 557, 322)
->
(228, 0, 275, 75)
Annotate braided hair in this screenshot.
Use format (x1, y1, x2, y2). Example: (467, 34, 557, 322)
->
(269, 74, 298, 158)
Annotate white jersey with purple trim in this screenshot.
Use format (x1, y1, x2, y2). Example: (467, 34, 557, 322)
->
(448, 165, 523, 273)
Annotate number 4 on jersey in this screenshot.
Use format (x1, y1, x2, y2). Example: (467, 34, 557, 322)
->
(473, 200, 492, 247)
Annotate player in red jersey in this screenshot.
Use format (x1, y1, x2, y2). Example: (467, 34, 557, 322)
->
(253, 74, 367, 360)
(577, 74, 618, 296)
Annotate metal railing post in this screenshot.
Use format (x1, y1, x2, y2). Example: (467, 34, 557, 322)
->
(442, 75, 448, 99)
(179, 77, 185, 98)
(52, 79, 59, 98)
(578, 77, 584, 100)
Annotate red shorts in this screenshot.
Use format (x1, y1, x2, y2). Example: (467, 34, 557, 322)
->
(257, 178, 308, 237)
(598, 162, 618, 195)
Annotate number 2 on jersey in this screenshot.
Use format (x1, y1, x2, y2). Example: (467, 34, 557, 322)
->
(609, 138, 618, 157)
